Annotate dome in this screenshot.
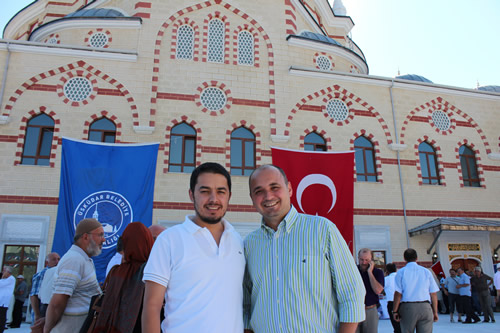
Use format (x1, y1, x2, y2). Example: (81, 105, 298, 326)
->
(477, 85, 500, 93)
(396, 74, 433, 83)
(65, 8, 125, 18)
(299, 31, 342, 47)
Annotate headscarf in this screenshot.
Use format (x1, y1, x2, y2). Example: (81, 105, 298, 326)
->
(93, 222, 155, 333)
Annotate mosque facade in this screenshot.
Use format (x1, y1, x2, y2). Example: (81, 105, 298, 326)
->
(1, 0, 499, 284)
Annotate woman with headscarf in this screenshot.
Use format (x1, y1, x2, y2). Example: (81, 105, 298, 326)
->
(92, 222, 155, 333)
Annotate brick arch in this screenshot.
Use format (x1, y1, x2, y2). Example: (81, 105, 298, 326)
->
(232, 25, 260, 67)
(350, 130, 383, 183)
(455, 139, 486, 188)
(2, 60, 139, 126)
(14, 106, 61, 168)
(82, 111, 123, 142)
(163, 116, 203, 173)
(287, 84, 393, 145)
(171, 17, 200, 61)
(414, 136, 446, 186)
(400, 97, 492, 154)
(203, 12, 230, 63)
(299, 126, 333, 151)
(149, 0, 276, 132)
(224, 120, 262, 170)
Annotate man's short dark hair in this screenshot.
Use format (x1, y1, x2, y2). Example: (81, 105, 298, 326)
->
(248, 164, 289, 189)
(386, 263, 397, 274)
(449, 268, 456, 273)
(403, 248, 418, 262)
(190, 162, 231, 193)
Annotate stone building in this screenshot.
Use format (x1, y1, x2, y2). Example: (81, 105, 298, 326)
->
(1, 0, 499, 284)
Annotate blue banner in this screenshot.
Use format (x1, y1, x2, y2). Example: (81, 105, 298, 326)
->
(53, 138, 159, 282)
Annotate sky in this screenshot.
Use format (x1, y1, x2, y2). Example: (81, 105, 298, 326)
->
(1, 0, 499, 90)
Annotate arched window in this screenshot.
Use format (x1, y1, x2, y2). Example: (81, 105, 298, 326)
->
(230, 127, 255, 176)
(354, 136, 377, 182)
(418, 142, 440, 185)
(88, 117, 116, 143)
(459, 145, 480, 187)
(304, 132, 326, 151)
(169, 123, 196, 173)
(21, 113, 54, 166)
(207, 19, 224, 63)
(237, 30, 254, 65)
(176, 25, 194, 60)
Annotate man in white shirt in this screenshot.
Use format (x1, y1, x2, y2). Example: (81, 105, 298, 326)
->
(142, 162, 245, 333)
(0, 266, 16, 333)
(392, 248, 439, 332)
(385, 263, 400, 333)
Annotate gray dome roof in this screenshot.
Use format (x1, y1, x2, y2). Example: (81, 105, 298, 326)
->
(66, 8, 125, 18)
(396, 74, 433, 83)
(299, 31, 342, 46)
(477, 85, 500, 93)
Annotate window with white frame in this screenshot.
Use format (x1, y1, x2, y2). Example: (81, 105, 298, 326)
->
(207, 19, 224, 63)
(238, 31, 254, 65)
(176, 25, 194, 60)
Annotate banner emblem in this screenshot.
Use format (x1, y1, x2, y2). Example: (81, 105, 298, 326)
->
(296, 174, 337, 214)
(74, 190, 133, 249)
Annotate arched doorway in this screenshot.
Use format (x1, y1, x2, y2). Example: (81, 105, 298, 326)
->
(451, 258, 479, 273)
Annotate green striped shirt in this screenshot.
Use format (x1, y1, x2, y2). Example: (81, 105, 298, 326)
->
(243, 206, 366, 332)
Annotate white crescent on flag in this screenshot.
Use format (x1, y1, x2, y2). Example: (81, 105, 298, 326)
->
(296, 174, 337, 214)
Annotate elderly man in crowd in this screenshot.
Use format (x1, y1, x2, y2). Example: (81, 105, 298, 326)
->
(30, 253, 60, 322)
(10, 274, 28, 328)
(244, 164, 365, 333)
(44, 218, 104, 333)
(0, 266, 16, 333)
(470, 266, 495, 323)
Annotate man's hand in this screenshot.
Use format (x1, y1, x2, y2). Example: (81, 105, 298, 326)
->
(393, 312, 401, 322)
(368, 261, 375, 273)
(433, 311, 439, 322)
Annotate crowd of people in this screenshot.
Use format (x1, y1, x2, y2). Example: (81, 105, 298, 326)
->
(1, 162, 499, 333)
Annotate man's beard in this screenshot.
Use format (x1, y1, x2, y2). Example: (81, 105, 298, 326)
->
(86, 236, 102, 257)
(194, 202, 225, 225)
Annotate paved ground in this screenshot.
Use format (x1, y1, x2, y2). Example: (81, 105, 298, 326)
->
(7, 313, 499, 332)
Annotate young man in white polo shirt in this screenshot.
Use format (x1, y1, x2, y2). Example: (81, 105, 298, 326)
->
(142, 162, 245, 333)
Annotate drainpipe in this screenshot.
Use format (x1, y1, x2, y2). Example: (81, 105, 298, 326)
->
(0, 42, 12, 114)
(389, 79, 410, 248)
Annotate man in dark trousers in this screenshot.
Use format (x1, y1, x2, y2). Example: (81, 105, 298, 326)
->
(385, 263, 401, 333)
(10, 275, 28, 328)
(356, 248, 384, 333)
(456, 267, 481, 324)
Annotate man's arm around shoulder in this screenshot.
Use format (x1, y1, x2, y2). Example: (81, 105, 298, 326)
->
(142, 280, 167, 333)
(43, 293, 69, 333)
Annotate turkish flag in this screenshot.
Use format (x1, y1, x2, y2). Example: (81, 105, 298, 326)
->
(271, 147, 354, 251)
(431, 261, 445, 278)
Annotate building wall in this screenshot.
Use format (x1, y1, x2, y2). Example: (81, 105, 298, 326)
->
(0, 0, 499, 268)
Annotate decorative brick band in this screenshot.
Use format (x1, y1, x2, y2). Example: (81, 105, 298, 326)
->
(350, 130, 383, 183)
(82, 111, 122, 142)
(455, 139, 486, 188)
(14, 106, 61, 168)
(202, 12, 230, 64)
(163, 116, 202, 173)
(284, 0, 297, 35)
(148, 0, 276, 133)
(288, 84, 393, 145)
(400, 97, 492, 154)
(414, 136, 446, 186)
(2, 60, 140, 127)
(224, 121, 262, 170)
(134, 1, 152, 19)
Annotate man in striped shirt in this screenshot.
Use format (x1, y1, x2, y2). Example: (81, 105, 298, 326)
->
(244, 165, 366, 333)
(44, 218, 104, 333)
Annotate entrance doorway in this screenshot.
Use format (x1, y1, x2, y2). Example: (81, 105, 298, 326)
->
(450, 258, 479, 273)
(2, 245, 39, 292)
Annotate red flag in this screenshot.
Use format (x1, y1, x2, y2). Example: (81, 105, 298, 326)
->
(431, 261, 445, 278)
(271, 147, 354, 251)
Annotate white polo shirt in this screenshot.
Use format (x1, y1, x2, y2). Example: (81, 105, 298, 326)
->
(143, 216, 245, 333)
(0, 275, 15, 307)
(395, 262, 439, 302)
(385, 272, 397, 302)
